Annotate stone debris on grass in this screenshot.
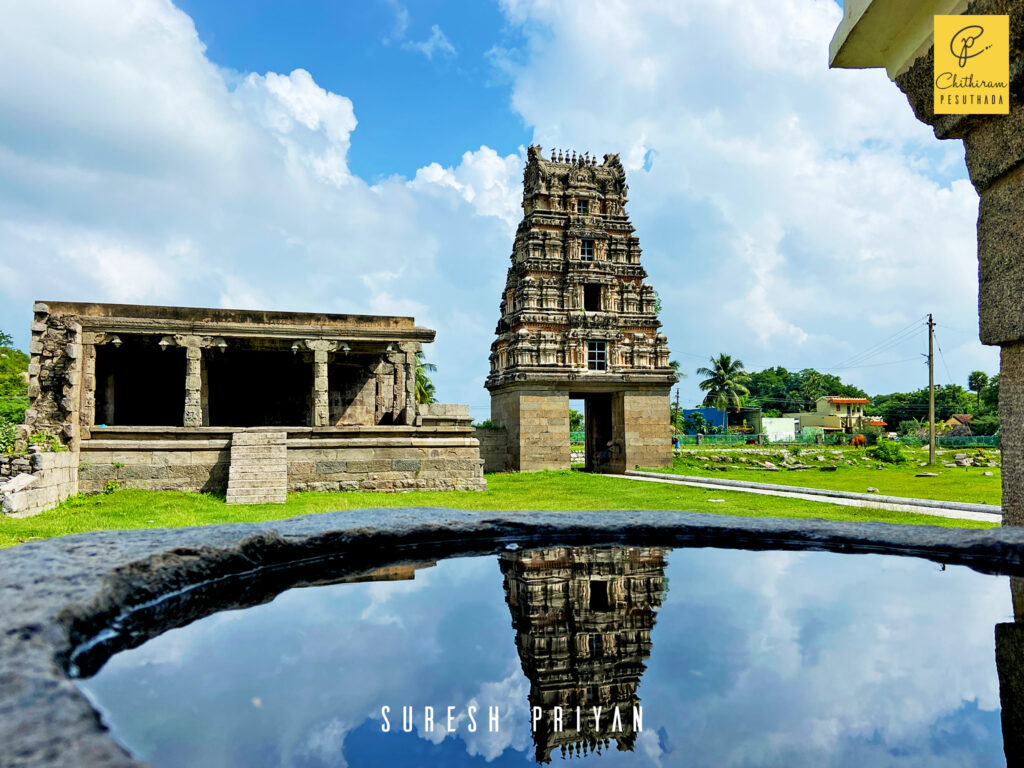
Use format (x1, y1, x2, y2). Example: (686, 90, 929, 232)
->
(867, 487, 879, 493)
(916, 472, 939, 477)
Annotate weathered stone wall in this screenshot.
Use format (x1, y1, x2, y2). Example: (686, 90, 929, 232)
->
(24, 302, 82, 447)
(328, 361, 377, 426)
(79, 444, 231, 494)
(473, 426, 508, 473)
(78, 433, 486, 494)
(492, 386, 570, 471)
(0, 451, 79, 517)
(620, 389, 672, 470)
(0, 454, 33, 480)
(287, 443, 485, 491)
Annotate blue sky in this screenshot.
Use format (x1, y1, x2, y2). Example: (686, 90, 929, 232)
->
(0, 0, 998, 416)
(173, 0, 531, 180)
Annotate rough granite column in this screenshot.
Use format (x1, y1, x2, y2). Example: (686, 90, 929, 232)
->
(304, 340, 339, 427)
(174, 334, 219, 428)
(184, 344, 203, 428)
(831, 0, 1024, 524)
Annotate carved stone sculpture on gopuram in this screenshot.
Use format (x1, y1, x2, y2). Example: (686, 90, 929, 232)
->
(485, 145, 675, 474)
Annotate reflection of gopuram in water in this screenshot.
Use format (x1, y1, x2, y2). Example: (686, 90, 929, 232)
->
(996, 577, 1024, 763)
(500, 546, 669, 763)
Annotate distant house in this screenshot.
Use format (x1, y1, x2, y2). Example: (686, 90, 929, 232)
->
(785, 396, 872, 434)
(943, 414, 974, 430)
(761, 417, 797, 442)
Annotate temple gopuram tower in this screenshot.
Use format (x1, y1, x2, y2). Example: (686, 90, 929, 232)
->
(485, 146, 674, 472)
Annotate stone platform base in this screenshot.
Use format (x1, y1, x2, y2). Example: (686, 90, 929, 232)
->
(77, 426, 486, 498)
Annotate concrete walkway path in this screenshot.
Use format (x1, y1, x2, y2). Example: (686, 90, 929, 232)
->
(611, 470, 1002, 524)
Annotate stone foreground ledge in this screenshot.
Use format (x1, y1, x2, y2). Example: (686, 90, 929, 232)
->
(3, 509, 1024, 767)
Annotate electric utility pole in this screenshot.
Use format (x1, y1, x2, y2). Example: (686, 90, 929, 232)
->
(928, 313, 936, 465)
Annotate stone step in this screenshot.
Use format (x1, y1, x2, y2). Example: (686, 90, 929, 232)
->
(228, 469, 286, 480)
(226, 430, 288, 505)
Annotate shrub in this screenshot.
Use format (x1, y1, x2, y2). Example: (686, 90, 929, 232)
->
(898, 419, 921, 436)
(0, 396, 28, 425)
(28, 430, 64, 452)
(971, 414, 1000, 436)
(859, 425, 882, 445)
(103, 480, 120, 494)
(871, 439, 907, 464)
(683, 412, 709, 435)
(0, 419, 16, 454)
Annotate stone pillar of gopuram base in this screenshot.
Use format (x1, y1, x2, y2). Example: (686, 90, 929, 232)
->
(490, 386, 570, 472)
(830, 2, 1024, 523)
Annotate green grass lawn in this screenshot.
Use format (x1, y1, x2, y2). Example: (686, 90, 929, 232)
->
(649, 448, 1001, 505)
(0, 470, 994, 548)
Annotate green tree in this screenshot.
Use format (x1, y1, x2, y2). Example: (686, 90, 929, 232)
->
(971, 414, 1000, 436)
(968, 370, 989, 407)
(745, 366, 866, 413)
(898, 419, 921, 436)
(414, 352, 437, 405)
(981, 374, 999, 414)
(569, 409, 584, 432)
(696, 354, 750, 412)
(872, 384, 974, 426)
(0, 330, 29, 426)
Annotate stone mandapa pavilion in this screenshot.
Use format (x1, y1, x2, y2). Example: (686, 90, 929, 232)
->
(483, 146, 675, 473)
(8, 301, 484, 512)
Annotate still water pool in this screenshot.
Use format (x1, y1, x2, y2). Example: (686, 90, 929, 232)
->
(76, 545, 1018, 767)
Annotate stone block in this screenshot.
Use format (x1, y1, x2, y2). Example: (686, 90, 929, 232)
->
(392, 459, 421, 472)
(315, 461, 348, 474)
(346, 460, 392, 473)
(120, 465, 170, 481)
(1, 473, 39, 494)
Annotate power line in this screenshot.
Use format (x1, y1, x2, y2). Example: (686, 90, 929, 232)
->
(831, 356, 923, 370)
(827, 315, 927, 371)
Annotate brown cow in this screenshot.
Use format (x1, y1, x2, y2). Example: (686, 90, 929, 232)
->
(850, 434, 866, 447)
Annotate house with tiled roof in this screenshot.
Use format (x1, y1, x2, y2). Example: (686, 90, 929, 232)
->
(942, 413, 974, 435)
(784, 395, 875, 434)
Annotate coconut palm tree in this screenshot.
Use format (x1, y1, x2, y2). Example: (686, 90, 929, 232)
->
(696, 354, 750, 412)
(415, 352, 437, 404)
(968, 370, 989, 407)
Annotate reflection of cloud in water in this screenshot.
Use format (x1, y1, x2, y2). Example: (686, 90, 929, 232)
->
(76, 547, 1011, 767)
(641, 549, 1007, 766)
(298, 716, 352, 768)
(461, 671, 532, 760)
(360, 572, 435, 627)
